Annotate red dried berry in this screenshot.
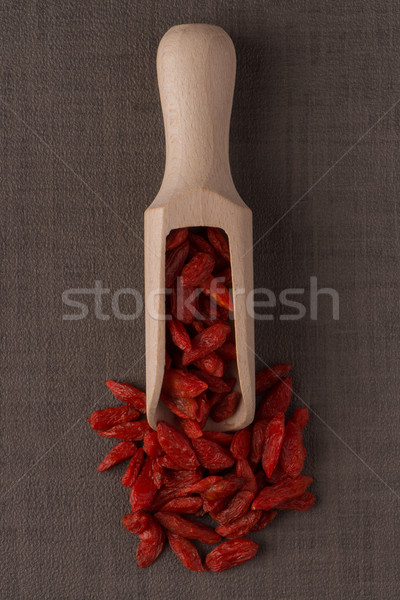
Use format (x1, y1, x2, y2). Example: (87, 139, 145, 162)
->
(155, 512, 221, 545)
(250, 510, 278, 532)
(161, 496, 203, 514)
(256, 376, 292, 422)
(292, 407, 310, 430)
(165, 239, 190, 288)
(161, 393, 199, 420)
(215, 490, 255, 525)
(97, 441, 137, 472)
(211, 391, 240, 423)
(205, 539, 258, 572)
(167, 532, 205, 572)
(143, 431, 164, 458)
(181, 252, 215, 287)
(202, 476, 244, 502)
(192, 370, 231, 393)
(252, 475, 313, 511)
(121, 447, 145, 487)
(193, 352, 224, 377)
(280, 420, 306, 478)
(261, 412, 285, 478)
(105, 380, 146, 413)
(88, 406, 140, 430)
(157, 421, 199, 470)
(215, 510, 262, 539)
(255, 364, 292, 395)
(249, 420, 268, 466)
(166, 227, 188, 250)
(277, 491, 315, 511)
(171, 278, 199, 324)
(216, 341, 236, 361)
(191, 437, 235, 470)
(178, 418, 203, 439)
(230, 427, 252, 460)
(206, 227, 230, 263)
(182, 323, 231, 366)
(136, 518, 165, 568)
(202, 430, 233, 447)
(162, 369, 208, 398)
(97, 420, 152, 441)
(122, 511, 151, 534)
(167, 316, 192, 352)
(235, 459, 258, 494)
(130, 456, 157, 511)
(199, 275, 233, 312)
(188, 232, 216, 258)
(177, 476, 223, 497)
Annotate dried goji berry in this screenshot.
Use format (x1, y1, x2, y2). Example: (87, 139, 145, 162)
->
(178, 418, 203, 439)
(202, 430, 233, 447)
(251, 475, 313, 511)
(130, 456, 157, 511)
(97, 441, 137, 472)
(161, 496, 203, 514)
(192, 370, 231, 393)
(256, 376, 292, 422)
(216, 509, 261, 539)
(191, 438, 235, 470)
(177, 476, 223, 497)
(249, 420, 268, 466)
(88, 406, 140, 430)
(277, 491, 315, 511)
(206, 227, 230, 263)
(155, 512, 221, 544)
(235, 459, 257, 494)
(122, 510, 151, 534)
(167, 532, 205, 572)
(143, 431, 164, 458)
(261, 411, 285, 478)
(193, 352, 224, 377)
(166, 227, 188, 250)
(250, 510, 278, 532)
(167, 316, 191, 352)
(97, 420, 151, 441)
(210, 391, 240, 423)
(136, 517, 165, 568)
(165, 239, 189, 288)
(230, 427, 251, 460)
(161, 393, 199, 420)
(171, 278, 199, 324)
(105, 380, 146, 413)
(215, 490, 255, 525)
(267, 462, 286, 484)
(152, 458, 164, 489)
(202, 476, 244, 501)
(255, 364, 292, 395)
(181, 252, 215, 287)
(121, 447, 145, 487)
(292, 406, 310, 430)
(216, 341, 236, 361)
(157, 421, 199, 470)
(199, 275, 233, 312)
(182, 323, 231, 366)
(188, 232, 216, 258)
(280, 420, 306, 478)
(205, 539, 258, 572)
(162, 369, 208, 398)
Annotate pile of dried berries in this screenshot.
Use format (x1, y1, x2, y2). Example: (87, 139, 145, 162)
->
(88, 228, 314, 572)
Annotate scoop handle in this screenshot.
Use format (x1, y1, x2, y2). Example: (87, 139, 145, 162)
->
(157, 24, 236, 195)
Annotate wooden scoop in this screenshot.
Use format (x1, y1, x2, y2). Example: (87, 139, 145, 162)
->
(145, 24, 255, 431)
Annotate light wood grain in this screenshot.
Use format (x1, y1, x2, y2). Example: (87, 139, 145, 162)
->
(145, 24, 255, 431)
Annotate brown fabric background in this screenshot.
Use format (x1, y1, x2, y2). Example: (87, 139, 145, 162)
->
(1, 1, 399, 599)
